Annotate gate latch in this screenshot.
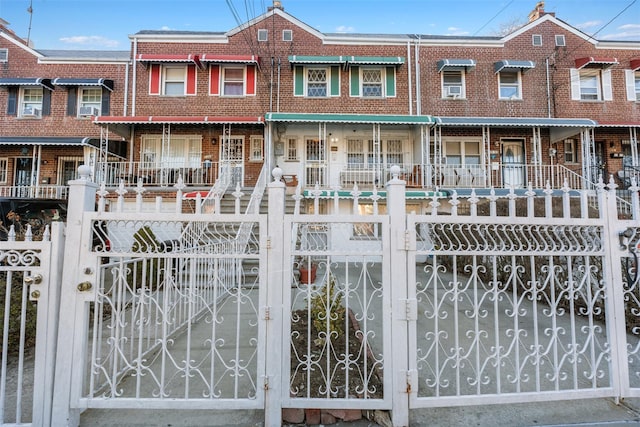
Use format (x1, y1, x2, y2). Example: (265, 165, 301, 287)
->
(77, 281, 93, 292)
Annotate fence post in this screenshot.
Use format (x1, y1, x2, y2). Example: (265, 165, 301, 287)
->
(51, 166, 98, 427)
(387, 166, 410, 427)
(265, 167, 285, 427)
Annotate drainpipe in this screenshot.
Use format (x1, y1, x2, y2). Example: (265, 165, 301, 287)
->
(407, 41, 413, 115)
(545, 58, 551, 118)
(132, 37, 138, 116)
(414, 35, 421, 116)
(123, 59, 130, 116)
(277, 58, 281, 112)
(270, 57, 274, 112)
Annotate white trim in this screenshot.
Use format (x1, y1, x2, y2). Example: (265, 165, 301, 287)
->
(0, 30, 44, 58)
(626, 70, 639, 102)
(602, 69, 613, 101)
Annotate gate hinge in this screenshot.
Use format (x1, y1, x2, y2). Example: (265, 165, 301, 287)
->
(404, 230, 411, 251)
(404, 370, 418, 395)
(262, 306, 271, 320)
(262, 375, 270, 390)
(399, 298, 417, 321)
(266, 237, 272, 249)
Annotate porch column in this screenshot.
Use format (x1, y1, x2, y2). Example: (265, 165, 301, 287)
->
(387, 167, 410, 427)
(482, 126, 492, 187)
(630, 127, 638, 167)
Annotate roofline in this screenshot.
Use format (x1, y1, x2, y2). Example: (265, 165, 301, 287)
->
(38, 57, 131, 65)
(129, 33, 227, 44)
(0, 30, 44, 58)
(226, 7, 324, 40)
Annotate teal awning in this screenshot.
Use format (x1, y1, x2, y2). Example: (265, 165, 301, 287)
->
(302, 189, 449, 199)
(494, 60, 535, 73)
(346, 56, 405, 66)
(436, 117, 596, 127)
(265, 112, 436, 125)
(437, 59, 476, 73)
(288, 55, 347, 65)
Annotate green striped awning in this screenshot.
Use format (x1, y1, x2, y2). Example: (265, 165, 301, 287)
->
(346, 56, 405, 66)
(288, 55, 347, 65)
(265, 113, 436, 125)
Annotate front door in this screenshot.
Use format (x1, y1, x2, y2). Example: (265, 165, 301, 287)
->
(220, 136, 244, 188)
(305, 138, 326, 186)
(501, 140, 525, 188)
(14, 157, 34, 197)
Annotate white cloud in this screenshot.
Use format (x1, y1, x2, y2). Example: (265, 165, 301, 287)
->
(335, 25, 355, 33)
(446, 27, 470, 36)
(576, 20, 602, 30)
(598, 23, 640, 40)
(160, 26, 173, 31)
(59, 35, 120, 48)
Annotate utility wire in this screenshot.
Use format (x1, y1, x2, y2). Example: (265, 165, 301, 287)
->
(472, 0, 516, 36)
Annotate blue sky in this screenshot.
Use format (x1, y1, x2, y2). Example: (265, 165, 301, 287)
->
(1, 0, 639, 50)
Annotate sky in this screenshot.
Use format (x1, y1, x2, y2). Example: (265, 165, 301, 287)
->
(0, 0, 639, 50)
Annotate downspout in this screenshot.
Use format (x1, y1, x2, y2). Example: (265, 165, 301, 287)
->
(123, 60, 130, 116)
(270, 57, 274, 112)
(131, 37, 138, 116)
(407, 41, 413, 115)
(545, 58, 551, 118)
(277, 58, 281, 112)
(414, 35, 421, 116)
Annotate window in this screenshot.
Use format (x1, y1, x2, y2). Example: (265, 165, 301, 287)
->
(250, 136, 263, 161)
(564, 139, 578, 163)
(285, 138, 298, 161)
(443, 140, 481, 165)
(0, 158, 7, 184)
(347, 139, 365, 166)
(282, 30, 293, 41)
(498, 71, 521, 99)
(141, 135, 202, 169)
(626, 70, 640, 101)
(442, 71, 464, 98)
(385, 139, 404, 166)
(532, 35, 542, 46)
(222, 67, 245, 96)
(163, 66, 186, 96)
(20, 87, 43, 118)
(78, 88, 102, 117)
(257, 29, 268, 42)
(57, 156, 83, 184)
(0, 48, 7, 62)
(361, 69, 382, 97)
(307, 68, 327, 97)
(571, 68, 612, 101)
(555, 35, 566, 46)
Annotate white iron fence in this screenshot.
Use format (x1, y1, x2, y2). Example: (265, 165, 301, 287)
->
(2, 168, 640, 427)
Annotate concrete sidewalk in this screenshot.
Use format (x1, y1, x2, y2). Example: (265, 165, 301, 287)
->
(77, 398, 640, 426)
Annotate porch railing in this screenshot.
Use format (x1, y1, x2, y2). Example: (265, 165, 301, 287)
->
(0, 185, 69, 199)
(97, 161, 219, 187)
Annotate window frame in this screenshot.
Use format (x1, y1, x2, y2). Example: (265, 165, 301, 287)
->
(360, 67, 383, 98)
(443, 139, 482, 165)
(555, 35, 566, 46)
(141, 134, 203, 169)
(162, 65, 187, 96)
(77, 87, 102, 117)
(442, 70, 465, 99)
(634, 71, 640, 101)
(285, 137, 299, 161)
(257, 29, 268, 42)
(282, 29, 293, 42)
(306, 67, 328, 97)
(532, 34, 542, 46)
(221, 66, 246, 96)
(250, 135, 264, 162)
(579, 69, 601, 101)
(564, 138, 578, 163)
(498, 70, 522, 100)
(19, 86, 44, 118)
(0, 48, 7, 62)
(0, 158, 8, 184)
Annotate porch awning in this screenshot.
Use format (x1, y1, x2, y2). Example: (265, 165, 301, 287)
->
(494, 60, 535, 73)
(630, 58, 640, 71)
(437, 59, 476, 73)
(597, 121, 640, 128)
(436, 117, 597, 127)
(302, 189, 449, 199)
(199, 54, 259, 64)
(135, 54, 202, 68)
(93, 115, 264, 125)
(575, 57, 618, 69)
(0, 136, 127, 158)
(265, 112, 436, 125)
(288, 55, 347, 65)
(52, 78, 114, 91)
(346, 56, 405, 66)
(0, 78, 54, 90)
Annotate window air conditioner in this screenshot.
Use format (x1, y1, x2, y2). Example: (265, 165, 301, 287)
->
(79, 106, 99, 117)
(22, 107, 41, 117)
(446, 86, 462, 98)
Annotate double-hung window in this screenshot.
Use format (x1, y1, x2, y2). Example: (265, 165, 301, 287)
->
(361, 69, 383, 97)
(564, 139, 578, 163)
(307, 68, 327, 97)
(78, 87, 102, 117)
(163, 66, 186, 95)
(385, 139, 404, 166)
(570, 68, 612, 101)
(20, 87, 43, 118)
(625, 69, 640, 102)
(442, 71, 464, 98)
(0, 158, 7, 184)
(141, 135, 202, 169)
(347, 139, 365, 166)
(498, 71, 521, 99)
(250, 136, 264, 161)
(222, 67, 245, 96)
(285, 138, 299, 161)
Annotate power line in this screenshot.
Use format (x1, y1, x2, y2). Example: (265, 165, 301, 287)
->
(471, 0, 517, 37)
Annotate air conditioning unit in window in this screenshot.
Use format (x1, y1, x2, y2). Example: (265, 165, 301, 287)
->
(446, 86, 462, 98)
(79, 106, 99, 117)
(22, 107, 41, 117)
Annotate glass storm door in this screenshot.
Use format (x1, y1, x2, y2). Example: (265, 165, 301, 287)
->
(501, 141, 525, 188)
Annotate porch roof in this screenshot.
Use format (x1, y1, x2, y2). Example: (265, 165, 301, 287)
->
(93, 115, 264, 125)
(265, 112, 436, 125)
(435, 116, 597, 127)
(135, 54, 202, 68)
(575, 56, 618, 69)
(199, 54, 259, 64)
(345, 56, 405, 66)
(597, 121, 640, 128)
(302, 189, 450, 199)
(0, 136, 127, 158)
(52, 78, 114, 91)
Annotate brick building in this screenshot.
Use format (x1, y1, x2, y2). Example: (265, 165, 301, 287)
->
(1, 3, 639, 212)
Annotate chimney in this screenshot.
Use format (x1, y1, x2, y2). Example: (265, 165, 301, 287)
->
(528, 1, 545, 22)
(268, 0, 284, 12)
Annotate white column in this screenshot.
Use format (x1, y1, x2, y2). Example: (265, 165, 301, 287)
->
(51, 166, 98, 427)
(264, 167, 286, 427)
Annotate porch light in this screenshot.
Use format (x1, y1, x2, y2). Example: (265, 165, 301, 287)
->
(21, 146, 29, 155)
(211, 137, 218, 145)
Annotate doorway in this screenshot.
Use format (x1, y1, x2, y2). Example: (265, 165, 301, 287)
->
(501, 140, 525, 188)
